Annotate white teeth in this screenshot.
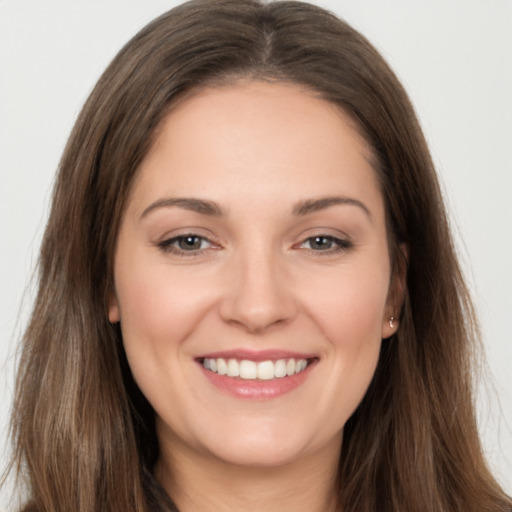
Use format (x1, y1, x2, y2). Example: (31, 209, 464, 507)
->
(274, 359, 287, 378)
(217, 358, 227, 375)
(257, 360, 274, 380)
(239, 360, 257, 379)
(227, 358, 239, 377)
(202, 357, 310, 380)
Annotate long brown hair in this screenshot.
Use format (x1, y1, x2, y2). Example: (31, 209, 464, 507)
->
(10, 1, 512, 511)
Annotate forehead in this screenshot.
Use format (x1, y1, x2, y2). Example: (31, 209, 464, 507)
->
(127, 80, 383, 219)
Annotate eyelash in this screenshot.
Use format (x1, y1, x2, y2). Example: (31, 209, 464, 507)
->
(157, 234, 214, 256)
(157, 233, 352, 257)
(296, 235, 353, 255)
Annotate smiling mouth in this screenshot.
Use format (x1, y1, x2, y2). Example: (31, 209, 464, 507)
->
(201, 357, 315, 380)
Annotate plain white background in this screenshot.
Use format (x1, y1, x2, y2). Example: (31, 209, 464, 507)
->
(1, 0, 511, 508)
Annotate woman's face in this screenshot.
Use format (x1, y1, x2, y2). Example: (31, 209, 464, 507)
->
(110, 81, 399, 468)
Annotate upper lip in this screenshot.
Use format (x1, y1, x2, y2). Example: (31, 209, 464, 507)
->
(196, 349, 317, 362)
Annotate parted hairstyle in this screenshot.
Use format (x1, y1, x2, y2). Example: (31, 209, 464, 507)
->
(9, 1, 512, 511)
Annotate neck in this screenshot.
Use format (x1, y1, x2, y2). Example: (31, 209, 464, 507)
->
(155, 434, 341, 512)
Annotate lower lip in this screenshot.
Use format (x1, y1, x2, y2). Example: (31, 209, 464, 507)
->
(199, 361, 317, 400)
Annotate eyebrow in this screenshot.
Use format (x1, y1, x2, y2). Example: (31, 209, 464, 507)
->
(292, 196, 372, 219)
(140, 195, 371, 220)
(140, 197, 223, 219)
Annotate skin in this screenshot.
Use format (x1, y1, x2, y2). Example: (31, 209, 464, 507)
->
(109, 81, 402, 511)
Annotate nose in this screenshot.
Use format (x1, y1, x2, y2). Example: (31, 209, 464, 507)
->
(219, 249, 297, 334)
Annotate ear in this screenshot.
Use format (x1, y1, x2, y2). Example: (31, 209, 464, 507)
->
(381, 243, 408, 339)
(108, 292, 120, 323)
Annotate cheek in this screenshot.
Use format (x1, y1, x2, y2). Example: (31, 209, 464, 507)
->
(114, 260, 216, 361)
(303, 262, 390, 345)
(304, 267, 388, 420)
(114, 264, 217, 417)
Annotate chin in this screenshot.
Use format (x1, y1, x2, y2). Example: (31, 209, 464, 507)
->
(190, 415, 339, 469)
(207, 436, 313, 468)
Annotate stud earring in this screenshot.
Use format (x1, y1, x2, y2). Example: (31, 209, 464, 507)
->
(389, 316, 395, 329)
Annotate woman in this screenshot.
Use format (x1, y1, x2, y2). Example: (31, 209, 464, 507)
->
(8, 0, 512, 511)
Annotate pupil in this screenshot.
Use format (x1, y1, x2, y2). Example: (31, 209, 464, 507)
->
(312, 236, 331, 249)
(180, 236, 201, 250)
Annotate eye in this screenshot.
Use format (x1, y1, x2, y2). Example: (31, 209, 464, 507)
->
(158, 234, 214, 255)
(298, 235, 352, 253)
